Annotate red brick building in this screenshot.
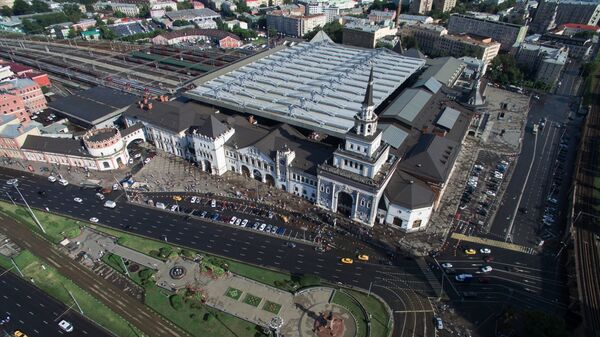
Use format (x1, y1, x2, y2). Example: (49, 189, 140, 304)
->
(152, 28, 242, 49)
(0, 79, 47, 115)
(0, 61, 52, 88)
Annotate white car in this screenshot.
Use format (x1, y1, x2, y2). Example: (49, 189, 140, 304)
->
(113, 183, 120, 190)
(6, 178, 18, 185)
(434, 317, 443, 330)
(211, 199, 217, 207)
(89, 217, 99, 223)
(229, 216, 237, 225)
(485, 190, 496, 197)
(73, 197, 82, 203)
(144, 157, 151, 164)
(170, 205, 179, 212)
(48, 176, 57, 183)
(259, 223, 267, 231)
(441, 263, 453, 268)
(58, 319, 73, 333)
(191, 196, 197, 203)
(103, 200, 116, 208)
(58, 179, 69, 186)
(234, 218, 242, 226)
(134, 153, 142, 159)
(480, 248, 492, 254)
(480, 266, 493, 273)
(241, 219, 249, 227)
(155, 202, 166, 209)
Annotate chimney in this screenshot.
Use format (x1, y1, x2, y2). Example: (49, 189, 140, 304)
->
(248, 115, 257, 125)
(147, 102, 153, 110)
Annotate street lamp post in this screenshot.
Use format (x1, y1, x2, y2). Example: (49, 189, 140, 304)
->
(13, 184, 46, 234)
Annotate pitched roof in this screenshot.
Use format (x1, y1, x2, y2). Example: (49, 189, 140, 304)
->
(436, 107, 460, 130)
(421, 57, 465, 87)
(249, 124, 335, 175)
(48, 87, 138, 125)
(191, 115, 230, 138)
(402, 47, 425, 59)
(123, 100, 225, 136)
(399, 133, 459, 183)
(385, 170, 435, 209)
(412, 77, 442, 94)
(21, 135, 91, 157)
(379, 124, 409, 149)
(157, 28, 240, 41)
(380, 88, 432, 126)
(310, 30, 334, 43)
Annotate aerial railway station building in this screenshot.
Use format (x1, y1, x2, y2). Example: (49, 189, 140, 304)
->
(125, 38, 473, 231)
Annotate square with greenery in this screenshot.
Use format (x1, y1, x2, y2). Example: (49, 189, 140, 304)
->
(225, 287, 242, 301)
(243, 293, 262, 307)
(262, 301, 281, 315)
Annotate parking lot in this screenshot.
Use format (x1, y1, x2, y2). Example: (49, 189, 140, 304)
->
(454, 151, 512, 236)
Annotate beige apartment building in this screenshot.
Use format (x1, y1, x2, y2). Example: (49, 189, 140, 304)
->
(447, 13, 528, 51)
(402, 24, 500, 64)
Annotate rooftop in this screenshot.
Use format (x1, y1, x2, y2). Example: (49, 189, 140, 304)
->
(186, 41, 425, 136)
(385, 170, 434, 209)
(156, 28, 240, 41)
(123, 100, 224, 135)
(21, 135, 91, 157)
(399, 133, 459, 183)
(48, 87, 138, 125)
(165, 8, 220, 20)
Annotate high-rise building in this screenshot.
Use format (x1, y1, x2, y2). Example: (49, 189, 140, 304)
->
(401, 24, 501, 64)
(267, 6, 326, 37)
(515, 43, 568, 87)
(434, 0, 456, 13)
(530, 0, 600, 34)
(409, 0, 433, 15)
(447, 14, 528, 51)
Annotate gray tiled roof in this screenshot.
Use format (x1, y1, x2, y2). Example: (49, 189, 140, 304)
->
(21, 135, 91, 157)
(412, 77, 442, 94)
(420, 57, 465, 87)
(380, 88, 432, 125)
(385, 170, 434, 209)
(379, 124, 409, 149)
(399, 133, 459, 183)
(123, 100, 223, 136)
(436, 107, 461, 130)
(49, 87, 138, 125)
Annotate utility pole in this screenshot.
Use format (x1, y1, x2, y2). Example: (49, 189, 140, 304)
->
(14, 184, 46, 234)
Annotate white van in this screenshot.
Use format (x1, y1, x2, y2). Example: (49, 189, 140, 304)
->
(155, 202, 166, 209)
(103, 200, 116, 208)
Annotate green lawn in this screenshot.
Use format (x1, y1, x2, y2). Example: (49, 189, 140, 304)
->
(225, 287, 242, 300)
(101, 253, 127, 274)
(0, 201, 81, 243)
(144, 285, 264, 337)
(332, 290, 369, 337)
(242, 293, 262, 307)
(262, 300, 282, 315)
(1, 250, 141, 337)
(349, 290, 392, 337)
(93, 226, 178, 260)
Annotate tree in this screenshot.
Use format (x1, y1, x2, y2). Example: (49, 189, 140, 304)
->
(165, 6, 173, 11)
(63, 4, 82, 23)
(488, 54, 524, 86)
(67, 27, 76, 38)
(113, 10, 127, 18)
(303, 21, 343, 43)
(169, 294, 184, 310)
(177, 1, 193, 10)
(232, 25, 257, 39)
(138, 4, 150, 18)
(235, 0, 250, 13)
(31, 0, 51, 13)
(173, 19, 192, 26)
(1, 6, 12, 16)
(12, 0, 33, 15)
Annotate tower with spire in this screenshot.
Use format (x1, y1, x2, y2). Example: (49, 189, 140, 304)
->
(316, 65, 394, 226)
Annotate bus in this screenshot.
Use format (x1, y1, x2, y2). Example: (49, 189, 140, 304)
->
(532, 123, 539, 135)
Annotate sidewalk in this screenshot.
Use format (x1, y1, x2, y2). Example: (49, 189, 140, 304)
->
(0, 216, 188, 337)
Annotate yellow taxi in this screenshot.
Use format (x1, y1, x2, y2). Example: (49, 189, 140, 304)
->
(341, 258, 354, 264)
(14, 331, 28, 337)
(464, 248, 477, 255)
(357, 254, 369, 261)
(172, 195, 182, 202)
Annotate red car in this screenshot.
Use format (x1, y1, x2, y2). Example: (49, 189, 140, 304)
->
(484, 256, 494, 263)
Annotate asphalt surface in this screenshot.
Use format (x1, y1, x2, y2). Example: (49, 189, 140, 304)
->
(0, 267, 111, 337)
(432, 241, 568, 336)
(488, 95, 582, 246)
(0, 167, 437, 337)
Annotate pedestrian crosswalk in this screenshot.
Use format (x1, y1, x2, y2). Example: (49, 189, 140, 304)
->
(451, 233, 538, 255)
(415, 257, 442, 296)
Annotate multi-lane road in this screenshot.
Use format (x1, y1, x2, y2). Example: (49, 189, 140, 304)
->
(488, 95, 582, 247)
(0, 167, 437, 337)
(0, 267, 111, 337)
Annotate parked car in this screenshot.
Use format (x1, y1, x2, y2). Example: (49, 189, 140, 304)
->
(241, 219, 249, 227)
(229, 216, 237, 225)
(155, 202, 166, 209)
(259, 223, 267, 231)
(58, 179, 69, 186)
(48, 176, 57, 183)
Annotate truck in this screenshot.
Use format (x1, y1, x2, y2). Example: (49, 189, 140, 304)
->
(532, 123, 539, 135)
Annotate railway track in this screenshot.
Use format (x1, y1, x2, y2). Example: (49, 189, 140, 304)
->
(571, 70, 600, 337)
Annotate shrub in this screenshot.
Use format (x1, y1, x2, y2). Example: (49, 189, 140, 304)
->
(169, 294, 184, 310)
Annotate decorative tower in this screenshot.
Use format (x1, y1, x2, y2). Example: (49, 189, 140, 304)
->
(353, 67, 379, 138)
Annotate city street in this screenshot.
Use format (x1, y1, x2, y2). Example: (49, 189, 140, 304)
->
(0, 167, 438, 337)
(487, 95, 582, 247)
(0, 267, 111, 337)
